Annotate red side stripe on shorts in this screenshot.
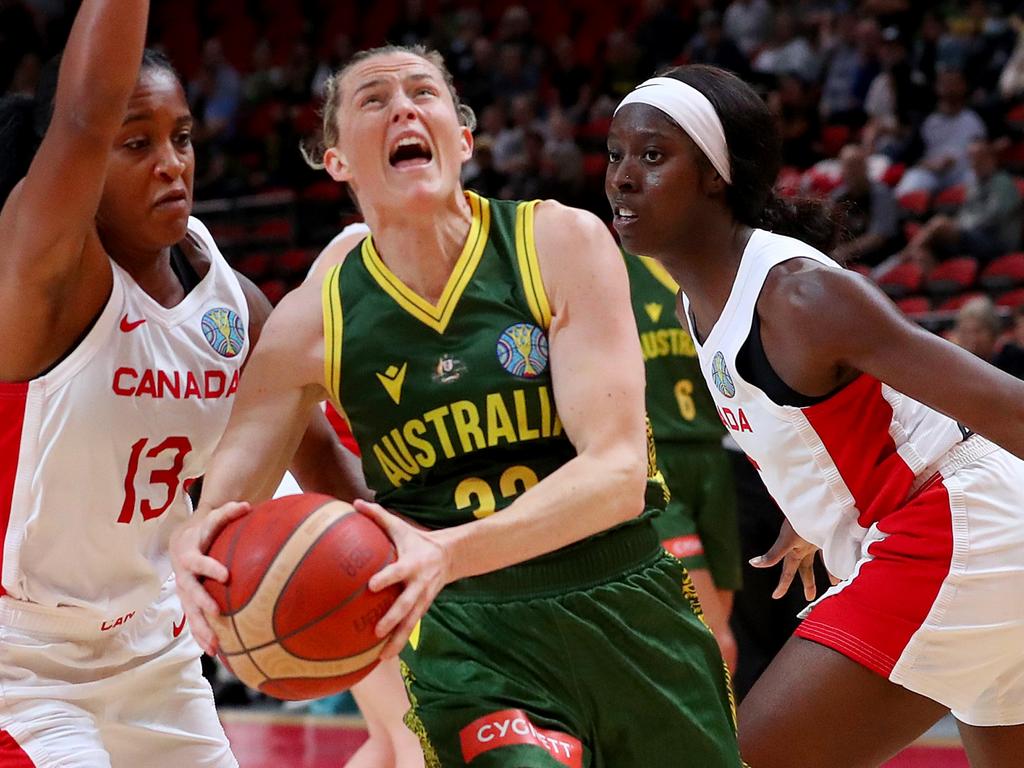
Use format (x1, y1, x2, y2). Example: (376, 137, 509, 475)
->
(796, 477, 954, 678)
(0, 729, 36, 767)
(0, 382, 29, 599)
(325, 402, 360, 456)
(802, 375, 916, 528)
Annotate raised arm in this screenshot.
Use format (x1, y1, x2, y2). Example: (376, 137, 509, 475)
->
(1, 0, 148, 273)
(762, 261, 1024, 458)
(362, 201, 651, 658)
(0, 0, 149, 378)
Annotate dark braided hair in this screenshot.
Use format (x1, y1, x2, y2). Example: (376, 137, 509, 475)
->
(0, 49, 180, 207)
(659, 64, 843, 254)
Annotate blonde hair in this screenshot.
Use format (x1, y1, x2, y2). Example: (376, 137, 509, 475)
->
(301, 44, 477, 170)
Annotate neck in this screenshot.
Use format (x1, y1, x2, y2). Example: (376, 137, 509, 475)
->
(104, 236, 186, 307)
(650, 206, 751, 339)
(363, 191, 474, 303)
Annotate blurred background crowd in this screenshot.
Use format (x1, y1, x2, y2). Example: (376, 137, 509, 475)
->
(6, 0, 1024, 713)
(7, 0, 1024, 362)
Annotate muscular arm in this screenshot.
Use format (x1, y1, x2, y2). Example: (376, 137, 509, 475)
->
(432, 201, 649, 581)
(235, 270, 371, 502)
(0, 0, 148, 377)
(758, 260, 1024, 458)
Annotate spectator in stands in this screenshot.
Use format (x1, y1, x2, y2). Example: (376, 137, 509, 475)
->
(600, 29, 643, 101)
(894, 68, 986, 196)
(819, 15, 881, 127)
(188, 38, 241, 144)
(862, 27, 926, 161)
(951, 295, 1002, 363)
(687, 10, 749, 78)
(462, 136, 507, 198)
(388, 0, 434, 48)
(752, 10, 819, 82)
(831, 144, 901, 266)
(999, 17, 1024, 102)
(635, 0, 688, 75)
(994, 304, 1024, 379)
(768, 72, 820, 169)
(549, 35, 594, 122)
(723, 0, 773, 58)
(902, 139, 1021, 269)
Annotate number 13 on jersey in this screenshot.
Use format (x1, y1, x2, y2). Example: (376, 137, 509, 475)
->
(118, 436, 193, 523)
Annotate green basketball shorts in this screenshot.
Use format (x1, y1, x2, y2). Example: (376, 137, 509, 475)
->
(399, 520, 741, 767)
(654, 443, 742, 591)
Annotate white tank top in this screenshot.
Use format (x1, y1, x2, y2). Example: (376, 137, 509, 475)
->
(680, 229, 963, 578)
(0, 217, 249, 625)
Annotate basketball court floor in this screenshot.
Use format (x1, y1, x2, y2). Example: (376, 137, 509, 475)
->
(220, 710, 969, 767)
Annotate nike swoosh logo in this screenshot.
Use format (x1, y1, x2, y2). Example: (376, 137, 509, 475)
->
(120, 314, 146, 333)
(172, 614, 187, 638)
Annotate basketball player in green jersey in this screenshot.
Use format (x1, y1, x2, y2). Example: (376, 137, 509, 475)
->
(624, 250, 741, 672)
(170, 45, 742, 767)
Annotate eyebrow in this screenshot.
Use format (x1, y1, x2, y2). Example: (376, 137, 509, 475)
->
(352, 71, 437, 98)
(121, 112, 193, 126)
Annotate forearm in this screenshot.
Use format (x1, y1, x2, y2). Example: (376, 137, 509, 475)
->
(58, 0, 149, 128)
(433, 448, 647, 583)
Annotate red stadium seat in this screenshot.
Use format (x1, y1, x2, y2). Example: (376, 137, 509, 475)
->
(897, 190, 931, 217)
(925, 256, 978, 296)
(881, 163, 905, 187)
(821, 124, 852, 158)
(980, 252, 1024, 291)
(896, 295, 931, 316)
(279, 248, 317, 275)
(877, 262, 923, 298)
(933, 184, 966, 213)
(253, 217, 293, 242)
(236, 252, 273, 281)
(301, 180, 344, 202)
(936, 291, 985, 312)
(1015, 177, 1024, 199)
(996, 287, 1024, 309)
(846, 262, 871, 277)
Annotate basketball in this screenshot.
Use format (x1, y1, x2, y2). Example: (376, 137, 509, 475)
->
(204, 493, 401, 700)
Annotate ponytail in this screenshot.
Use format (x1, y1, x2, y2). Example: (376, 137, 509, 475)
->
(759, 191, 846, 256)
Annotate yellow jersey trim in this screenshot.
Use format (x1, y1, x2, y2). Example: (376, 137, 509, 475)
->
(322, 263, 343, 405)
(361, 191, 490, 335)
(514, 200, 552, 329)
(638, 255, 679, 295)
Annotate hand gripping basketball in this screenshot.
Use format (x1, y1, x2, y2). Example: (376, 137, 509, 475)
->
(201, 494, 403, 700)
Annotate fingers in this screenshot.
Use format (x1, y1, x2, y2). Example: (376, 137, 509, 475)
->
(749, 521, 795, 569)
(198, 501, 251, 552)
(368, 561, 403, 593)
(799, 555, 817, 601)
(354, 499, 405, 539)
(771, 554, 799, 599)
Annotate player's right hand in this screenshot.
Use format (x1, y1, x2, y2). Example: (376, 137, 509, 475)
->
(169, 501, 251, 655)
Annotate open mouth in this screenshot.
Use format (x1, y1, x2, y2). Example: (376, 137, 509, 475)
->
(613, 205, 638, 222)
(389, 136, 433, 169)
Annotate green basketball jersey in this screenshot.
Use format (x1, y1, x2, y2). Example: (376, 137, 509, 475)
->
(623, 251, 725, 445)
(322, 193, 663, 529)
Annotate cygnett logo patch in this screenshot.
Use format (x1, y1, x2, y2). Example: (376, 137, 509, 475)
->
(459, 709, 582, 767)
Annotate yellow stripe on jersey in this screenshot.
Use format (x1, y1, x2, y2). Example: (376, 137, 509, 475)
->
(514, 200, 552, 329)
(322, 263, 343, 405)
(361, 192, 490, 334)
(638, 255, 680, 295)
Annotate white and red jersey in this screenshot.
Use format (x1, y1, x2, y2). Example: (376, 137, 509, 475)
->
(680, 229, 964, 579)
(0, 217, 248, 626)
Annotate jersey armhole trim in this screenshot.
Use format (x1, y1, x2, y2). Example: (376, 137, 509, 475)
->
(514, 200, 552, 329)
(322, 263, 343, 406)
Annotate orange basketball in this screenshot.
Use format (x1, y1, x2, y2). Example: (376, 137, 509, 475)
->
(204, 493, 400, 700)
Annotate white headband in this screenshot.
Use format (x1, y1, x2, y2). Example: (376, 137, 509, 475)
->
(614, 76, 732, 184)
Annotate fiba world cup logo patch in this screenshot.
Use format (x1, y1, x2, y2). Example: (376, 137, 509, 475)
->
(711, 351, 735, 398)
(496, 323, 549, 378)
(201, 307, 245, 358)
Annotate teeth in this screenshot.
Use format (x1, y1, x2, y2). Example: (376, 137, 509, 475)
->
(396, 136, 426, 149)
(617, 207, 636, 217)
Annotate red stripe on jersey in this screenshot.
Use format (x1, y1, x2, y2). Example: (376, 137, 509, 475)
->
(325, 402, 360, 457)
(802, 375, 916, 528)
(0, 728, 36, 766)
(796, 475, 953, 677)
(0, 382, 29, 599)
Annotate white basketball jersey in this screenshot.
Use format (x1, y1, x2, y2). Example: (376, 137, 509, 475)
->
(0, 217, 249, 627)
(680, 229, 964, 578)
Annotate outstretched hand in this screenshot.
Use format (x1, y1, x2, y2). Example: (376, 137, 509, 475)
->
(749, 518, 823, 601)
(169, 501, 251, 655)
(354, 499, 451, 660)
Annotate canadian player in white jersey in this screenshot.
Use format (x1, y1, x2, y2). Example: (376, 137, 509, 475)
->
(0, 3, 356, 766)
(607, 65, 1024, 767)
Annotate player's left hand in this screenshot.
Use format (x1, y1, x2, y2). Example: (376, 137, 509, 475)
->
(354, 499, 452, 659)
(750, 518, 822, 601)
